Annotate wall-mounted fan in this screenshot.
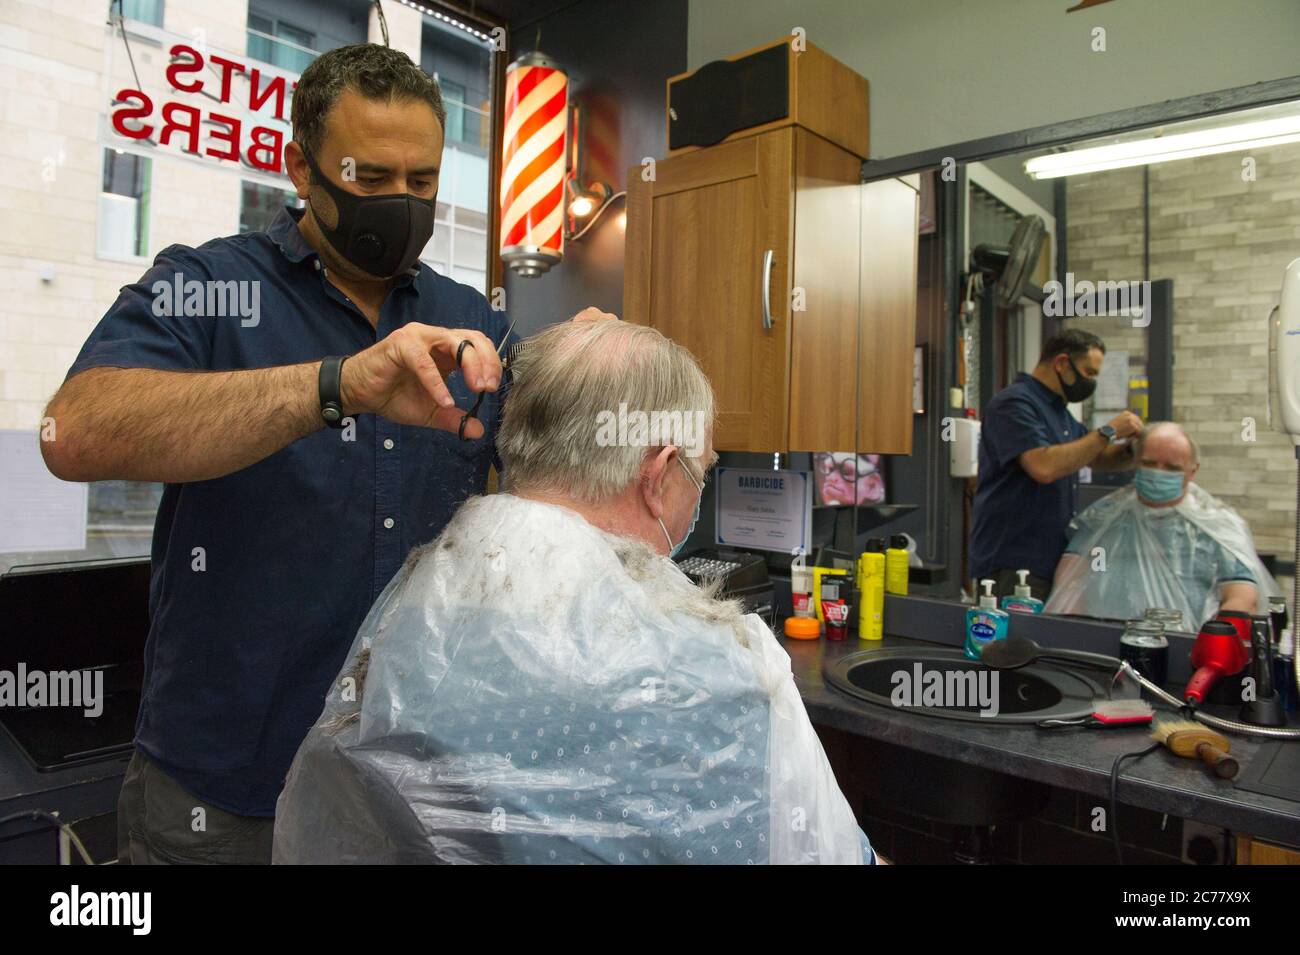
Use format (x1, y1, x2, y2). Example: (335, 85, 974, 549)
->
(970, 214, 1047, 309)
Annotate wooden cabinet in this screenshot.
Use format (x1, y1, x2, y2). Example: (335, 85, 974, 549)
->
(624, 128, 918, 454)
(859, 174, 921, 454)
(624, 129, 791, 451)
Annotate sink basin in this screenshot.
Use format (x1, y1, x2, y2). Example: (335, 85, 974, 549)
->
(824, 645, 1108, 724)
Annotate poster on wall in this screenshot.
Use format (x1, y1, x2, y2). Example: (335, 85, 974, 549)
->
(0, 430, 87, 555)
(715, 468, 811, 555)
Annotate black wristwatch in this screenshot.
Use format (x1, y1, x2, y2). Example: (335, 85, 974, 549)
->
(1096, 424, 1116, 442)
(319, 356, 347, 429)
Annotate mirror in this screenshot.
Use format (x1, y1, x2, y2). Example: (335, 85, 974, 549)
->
(864, 97, 1300, 630)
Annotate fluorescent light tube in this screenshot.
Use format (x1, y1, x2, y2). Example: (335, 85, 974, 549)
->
(1024, 114, 1300, 179)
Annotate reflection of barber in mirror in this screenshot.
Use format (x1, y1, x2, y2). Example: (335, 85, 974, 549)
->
(970, 329, 1142, 602)
(1047, 422, 1260, 622)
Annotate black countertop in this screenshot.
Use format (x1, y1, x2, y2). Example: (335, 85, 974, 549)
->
(1, 608, 1297, 851)
(0, 730, 128, 840)
(787, 632, 1300, 846)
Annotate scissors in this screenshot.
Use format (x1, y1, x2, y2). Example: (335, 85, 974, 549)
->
(454, 315, 518, 441)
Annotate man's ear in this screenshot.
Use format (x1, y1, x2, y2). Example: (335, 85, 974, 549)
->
(284, 141, 311, 200)
(641, 446, 675, 521)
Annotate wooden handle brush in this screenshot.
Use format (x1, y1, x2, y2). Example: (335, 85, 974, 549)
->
(1151, 719, 1239, 780)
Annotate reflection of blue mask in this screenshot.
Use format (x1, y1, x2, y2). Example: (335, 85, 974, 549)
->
(660, 457, 703, 558)
(1135, 467, 1185, 504)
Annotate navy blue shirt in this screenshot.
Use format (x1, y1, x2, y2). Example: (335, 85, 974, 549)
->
(969, 373, 1090, 582)
(66, 207, 512, 815)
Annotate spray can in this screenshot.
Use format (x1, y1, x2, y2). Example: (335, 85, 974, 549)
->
(885, 535, 909, 596)
(859, 539, 886, 641)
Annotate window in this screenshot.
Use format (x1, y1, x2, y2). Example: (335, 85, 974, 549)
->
(240, 181, 302, 234)
(119, 0, 164, 27)
(420, 15, 494, 292)
(423, 22, 491, 152)
(98, 149, 151, 259)
(441, 78, 467, 145)
(247, 12, 317, 74)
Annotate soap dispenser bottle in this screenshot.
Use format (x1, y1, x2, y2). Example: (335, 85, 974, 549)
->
(1000, 570, 1044, 614)
(965, 579, 1009, 660)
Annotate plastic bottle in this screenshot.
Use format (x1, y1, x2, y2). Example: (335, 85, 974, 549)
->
(1275, 630, 1296, 713)
(859, 539, 886, 641)
(790, 553, 814, 618)
(885, 535, 909, 596)
(964, 579, 1009, 660)
(1000, 569, 1044, 614)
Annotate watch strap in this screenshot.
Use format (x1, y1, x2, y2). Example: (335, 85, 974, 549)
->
(319, 355, 347, 429)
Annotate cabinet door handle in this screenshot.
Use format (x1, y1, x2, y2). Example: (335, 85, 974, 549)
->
(761, 249, 774, 331)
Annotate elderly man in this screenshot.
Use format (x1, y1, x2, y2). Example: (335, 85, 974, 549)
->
(1045, 422, 1275, 628)
(274, 320, 879, 865)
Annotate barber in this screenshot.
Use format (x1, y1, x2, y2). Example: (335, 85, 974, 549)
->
(40, 43, 612, 864)
(969, 329, 1142, 601)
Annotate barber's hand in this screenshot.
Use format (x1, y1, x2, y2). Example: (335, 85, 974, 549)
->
(1107, 410, 1144, 440)
(571, 307, 619, 323)
(339, 323, 502, 437)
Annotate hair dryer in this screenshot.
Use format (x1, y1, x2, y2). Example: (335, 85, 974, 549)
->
(1184, 620, 1250, 705)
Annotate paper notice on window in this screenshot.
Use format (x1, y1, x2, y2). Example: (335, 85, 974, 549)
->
(715, 468, 812, 555)
(0, 429, 87, 554)
(1094, 349, 1130, 410)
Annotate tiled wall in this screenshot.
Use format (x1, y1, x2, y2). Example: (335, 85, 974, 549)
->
(1062, 143, 1300, 560)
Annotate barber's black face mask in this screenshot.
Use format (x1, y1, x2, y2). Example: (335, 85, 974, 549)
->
(1056, 356, 1097, 403)
(303, 150, 434, 279)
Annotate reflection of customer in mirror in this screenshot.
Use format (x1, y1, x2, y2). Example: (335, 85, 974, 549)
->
(815, 452, 885, 505)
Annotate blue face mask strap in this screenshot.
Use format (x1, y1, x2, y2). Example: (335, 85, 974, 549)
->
(660, 455, 703, 558)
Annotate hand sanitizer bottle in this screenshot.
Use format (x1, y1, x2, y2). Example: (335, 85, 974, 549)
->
(1001, 570, 1045, 614)
(965, 579, 1009, 660)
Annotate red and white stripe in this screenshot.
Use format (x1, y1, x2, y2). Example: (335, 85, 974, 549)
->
(500, 59, 568, 257)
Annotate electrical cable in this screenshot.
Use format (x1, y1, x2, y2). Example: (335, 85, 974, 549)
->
(110, 0, 144, 94)
(0, 809, 95, 865)
(373, 0, 390, 47)
(1292, 451, 1299, 704)
(566, 191, 627, 242)
(1122, 662, 1300, 739)
(1109, 741, 1162, 865)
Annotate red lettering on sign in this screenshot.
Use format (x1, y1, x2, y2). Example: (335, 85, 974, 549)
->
(246, 126, 284, 173)
(249, 70, 289, 122)
(166, 44, 204, 93)
(205, 112, 241, 162)
(160, 102, 202, 154)
(208, 55, 246, 104)
(111, 89, 153, 139)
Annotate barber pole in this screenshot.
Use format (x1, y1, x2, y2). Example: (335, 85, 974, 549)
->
(500, 52, 568, 277)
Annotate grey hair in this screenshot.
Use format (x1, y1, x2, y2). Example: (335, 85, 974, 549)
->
(1134, 420, 1199, 468)
(292, 43, 446, 161)
(498, 321, 716, 502)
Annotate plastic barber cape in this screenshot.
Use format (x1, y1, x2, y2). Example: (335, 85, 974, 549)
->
(1044, 483, 1281, 629)
(274, 493, 872, 864)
